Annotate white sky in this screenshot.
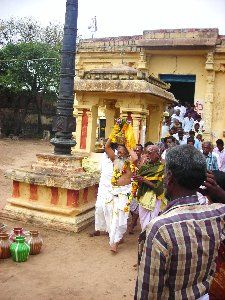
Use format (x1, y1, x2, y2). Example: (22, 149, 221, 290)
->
(1, 0, 225, 38)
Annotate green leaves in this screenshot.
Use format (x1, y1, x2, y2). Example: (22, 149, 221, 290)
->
(0, 42, 60, 97)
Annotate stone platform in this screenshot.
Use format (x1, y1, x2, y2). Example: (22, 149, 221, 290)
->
(1, 153, 100, 232)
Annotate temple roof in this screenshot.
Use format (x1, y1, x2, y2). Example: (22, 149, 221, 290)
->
(79, 65, 170, 90)
(75, 79, 176, 102)
(78, 28, 223, 52)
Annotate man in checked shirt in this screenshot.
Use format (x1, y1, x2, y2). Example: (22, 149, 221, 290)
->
(135, 145, 225, 300)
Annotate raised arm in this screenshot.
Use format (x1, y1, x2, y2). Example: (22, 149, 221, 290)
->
(105, 138, 116, 162)
(128, 148, 138, 164)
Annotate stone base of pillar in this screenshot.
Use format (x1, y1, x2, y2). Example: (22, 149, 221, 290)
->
(1, 153, 100, 233)
(0, 205, 95, 233)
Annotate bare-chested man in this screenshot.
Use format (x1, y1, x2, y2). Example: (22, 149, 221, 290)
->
(105, 138, 138, 253)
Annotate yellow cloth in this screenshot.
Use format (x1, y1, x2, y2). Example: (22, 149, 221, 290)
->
(139, 190, 167, 211)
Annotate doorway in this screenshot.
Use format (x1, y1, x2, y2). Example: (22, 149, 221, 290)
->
(159, 74, 196, 105)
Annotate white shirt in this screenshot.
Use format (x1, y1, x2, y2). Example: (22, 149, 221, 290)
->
(182, 117, 194, 133)
(213, 147, 225, 171)
(173, 133, 187, 145)
(174, 105, 186, 117)
(171, 114, 183, 124)
(193, 120, 205, 131)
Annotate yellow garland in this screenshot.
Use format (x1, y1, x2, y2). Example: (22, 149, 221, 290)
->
(109, 119, 136, 149)
(123, 163, 138, 213)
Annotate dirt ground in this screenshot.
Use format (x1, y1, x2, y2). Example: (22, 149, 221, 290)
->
(0, 139, 139, 300)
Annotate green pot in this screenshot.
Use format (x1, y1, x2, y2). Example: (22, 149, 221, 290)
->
(10, 236, 30, 262)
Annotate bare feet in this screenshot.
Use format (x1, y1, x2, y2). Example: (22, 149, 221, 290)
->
(110, 244, 117, 253)
(89, 230, 100, 237)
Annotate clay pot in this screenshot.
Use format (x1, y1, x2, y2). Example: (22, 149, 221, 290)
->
(27, 230, 43, 255)
(0, 233, 12, 259)
(9, 227, 25, 242)
(10, 236, 30, 262)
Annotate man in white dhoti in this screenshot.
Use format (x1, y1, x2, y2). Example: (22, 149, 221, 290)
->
(105, 138, 137, 253)
(89, 144, 116, 237)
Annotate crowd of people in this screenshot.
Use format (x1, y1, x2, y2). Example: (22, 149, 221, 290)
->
(89, 104, 225, 299)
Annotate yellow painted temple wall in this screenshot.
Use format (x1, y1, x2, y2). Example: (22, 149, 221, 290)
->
(147, 53, 207, 102)
(76, 32, 225, 144)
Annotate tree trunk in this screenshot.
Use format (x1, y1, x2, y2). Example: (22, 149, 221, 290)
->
(35, 95, 43, 134)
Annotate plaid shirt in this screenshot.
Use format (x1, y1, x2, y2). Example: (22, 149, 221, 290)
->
(135, 195, 225, 300)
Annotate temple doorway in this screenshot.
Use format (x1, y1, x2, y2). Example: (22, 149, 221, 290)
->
(159, 74, 196, 105)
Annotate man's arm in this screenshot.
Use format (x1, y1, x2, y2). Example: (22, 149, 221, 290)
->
(105, 138, 116, 162)
(127, 148, 138, 164)
(135, 229, 168, 300)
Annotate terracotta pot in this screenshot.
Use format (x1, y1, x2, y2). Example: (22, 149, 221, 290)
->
(27, 230, 43, 255)
(10, 236, 30, 262)
(9, 227, 25, 242)
(0, 233, 12, 259)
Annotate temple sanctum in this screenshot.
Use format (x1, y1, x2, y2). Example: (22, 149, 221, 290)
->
(74, 28, 225, 152)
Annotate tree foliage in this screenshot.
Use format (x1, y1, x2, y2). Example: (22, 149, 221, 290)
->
(0, 17, 63, 47)
(0, 17, 63, 135)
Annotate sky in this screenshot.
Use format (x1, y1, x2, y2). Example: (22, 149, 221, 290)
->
(1, 0, 225, 38)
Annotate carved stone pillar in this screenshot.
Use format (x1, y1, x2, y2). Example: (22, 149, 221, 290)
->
(147, 104, 164, 142)
(204, 51, 215, 140)
(120, 109, 148, 146)
(104, 102, 116, 138)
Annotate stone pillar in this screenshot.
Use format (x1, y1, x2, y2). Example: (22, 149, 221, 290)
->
(131, 114, 143, 144)
(204, 51, 215, 141)
(75, 106, 98, 153)
(104, 103, 116, 138)
(147, 104, 164, 142)
(139, 115, 147, 146)
(119, 109, 148, 146)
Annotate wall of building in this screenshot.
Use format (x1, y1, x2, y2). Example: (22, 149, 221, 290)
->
(147, 52, 207, 103)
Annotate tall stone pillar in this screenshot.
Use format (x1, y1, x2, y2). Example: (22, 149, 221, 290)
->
(131, 114, 143, 144)
(120, 109, 148, 146)
(147, 104, 164, 142)
(204, 51, 215, 141)
(104, 102, 116, 138)
(75, 106, 98, 153)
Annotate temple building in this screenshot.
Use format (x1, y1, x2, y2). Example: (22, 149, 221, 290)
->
(74, 28, 225, 152)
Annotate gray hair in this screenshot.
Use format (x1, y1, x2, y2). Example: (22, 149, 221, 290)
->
(165, 145, 207, 189)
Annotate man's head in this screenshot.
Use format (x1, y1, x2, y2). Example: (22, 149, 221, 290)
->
(117, 144, 129, 158)
(216, 139, 224, 152)
(144, 141, 154, 153)
(202, 141, 212, 156)
(189, 130, 195, 138)
(175, 109, 180, 116)
(164, 145, 207, 199)
(177, 128, 184, 140)
(174, 119, 181, 127)
(169, 127, 176, 136)
(194, 123, 200, 131)
(196, 133, 203, 141)
(196, 115, 202, 122)
(187, 112, 192, 119)
(146, 145, 160, 163)
(135, 144, 143, 159)
(164, 136, 176, 149)
(187, 138, 195, 146)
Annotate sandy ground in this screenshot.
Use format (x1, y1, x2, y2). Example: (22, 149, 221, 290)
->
(0, 139, 139, 300)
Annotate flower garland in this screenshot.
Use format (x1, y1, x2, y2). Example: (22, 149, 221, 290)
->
(124, 163, 138, 213)
(109, 118, 136, 149)
(111, 160, 130, 186)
